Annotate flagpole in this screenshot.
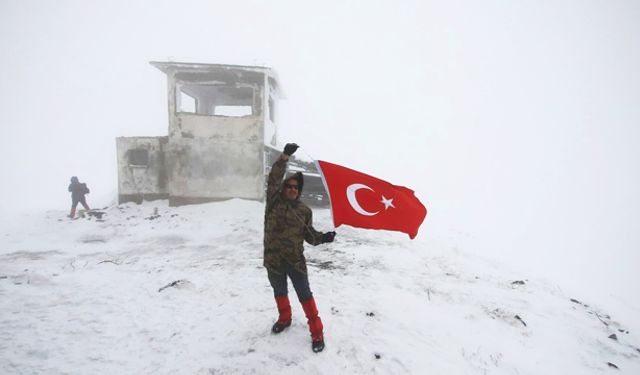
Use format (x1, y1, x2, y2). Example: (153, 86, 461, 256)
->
(313, 160, 336, 230)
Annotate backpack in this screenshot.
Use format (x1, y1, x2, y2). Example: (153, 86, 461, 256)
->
(81, 183, 90, 194)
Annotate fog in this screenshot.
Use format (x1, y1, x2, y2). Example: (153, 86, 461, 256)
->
(1, 1, 639, 316)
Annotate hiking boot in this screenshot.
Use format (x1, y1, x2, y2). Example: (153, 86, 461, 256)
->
(312, 338, 325, 353)
(271, 320, 291, 334)
(301, 296, 324, 351)
(272, 295, 292, 334)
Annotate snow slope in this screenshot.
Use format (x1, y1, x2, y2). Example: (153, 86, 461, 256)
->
(1, 200, 639, 374)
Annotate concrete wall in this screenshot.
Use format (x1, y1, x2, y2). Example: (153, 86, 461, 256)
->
(166, 138, 264, 205)
(264, 76, 277, 147)
(174, 113, 261, 140)
(115, 63, 280, 206)
(116, 136, 169, 203)
(163, 72, 267, 205)
(167, 71, 265, 139)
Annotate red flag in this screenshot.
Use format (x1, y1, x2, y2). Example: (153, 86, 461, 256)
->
(316, 160, 427, 239)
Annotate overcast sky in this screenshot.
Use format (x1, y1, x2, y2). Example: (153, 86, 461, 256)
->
(1, 0, 639, 311)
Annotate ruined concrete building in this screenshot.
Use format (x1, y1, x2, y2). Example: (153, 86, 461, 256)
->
(116, 61, 326, 206)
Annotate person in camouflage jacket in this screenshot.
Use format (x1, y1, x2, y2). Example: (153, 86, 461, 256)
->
(264, 143, 336, 353)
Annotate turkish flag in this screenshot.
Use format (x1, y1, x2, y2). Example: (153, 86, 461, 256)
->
(316, 160, 427, 239)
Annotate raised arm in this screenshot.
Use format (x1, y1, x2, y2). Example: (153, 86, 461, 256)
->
(267, 155, 288, 200)
(266, 143, 300, 202)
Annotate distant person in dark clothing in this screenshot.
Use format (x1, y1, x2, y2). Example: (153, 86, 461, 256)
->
(68, 176, 90, 218)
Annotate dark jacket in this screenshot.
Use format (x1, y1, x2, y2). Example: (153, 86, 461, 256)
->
(68, 181, 90, 200)
(263, 158, 323, 274)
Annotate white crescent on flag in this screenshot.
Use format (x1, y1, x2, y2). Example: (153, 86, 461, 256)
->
(346, 184, 380, 216)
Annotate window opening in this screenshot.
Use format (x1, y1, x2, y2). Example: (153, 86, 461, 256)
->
(268, 95, 275, 123)
(176, 83, 254, 117)
(129, 149, 149, 166)
(214, 105, 253, 117)
(178, 90, 196, 113)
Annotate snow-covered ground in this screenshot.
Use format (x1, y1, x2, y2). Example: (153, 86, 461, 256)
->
(1, 199, 639, 374)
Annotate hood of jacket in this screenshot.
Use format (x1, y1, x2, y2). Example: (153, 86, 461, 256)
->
(282, 171, 304, 200)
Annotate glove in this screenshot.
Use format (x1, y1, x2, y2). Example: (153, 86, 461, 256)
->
(283, 143, 299, 156)
(321, 231, 336, 243)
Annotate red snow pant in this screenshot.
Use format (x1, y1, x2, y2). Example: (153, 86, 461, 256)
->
(268, 262, 324, 341)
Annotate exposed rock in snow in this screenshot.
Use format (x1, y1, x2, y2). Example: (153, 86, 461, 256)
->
(159, 279, 195, 292)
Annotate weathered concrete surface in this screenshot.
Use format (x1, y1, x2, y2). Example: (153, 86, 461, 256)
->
(116, 62, 282, 206)
(167, 138, 264, 202)
(116, 137, 169, 204)
(174, 113, 261, 141)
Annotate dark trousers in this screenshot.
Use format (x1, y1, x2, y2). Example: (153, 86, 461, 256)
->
(267, 261, 313, 302)
(72, 197, 90, 210)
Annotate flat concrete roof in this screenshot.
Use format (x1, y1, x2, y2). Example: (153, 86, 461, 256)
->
(150, 61, 284, 98)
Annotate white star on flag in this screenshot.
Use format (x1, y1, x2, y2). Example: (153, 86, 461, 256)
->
(381, 195, 395, 210)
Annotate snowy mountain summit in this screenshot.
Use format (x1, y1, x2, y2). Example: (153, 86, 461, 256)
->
(1, 200, 639, 374)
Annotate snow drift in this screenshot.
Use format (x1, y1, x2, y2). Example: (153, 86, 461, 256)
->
(0, 200, 638, 374)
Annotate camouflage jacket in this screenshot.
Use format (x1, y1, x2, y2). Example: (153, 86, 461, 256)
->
(263, 158, 323, 274)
